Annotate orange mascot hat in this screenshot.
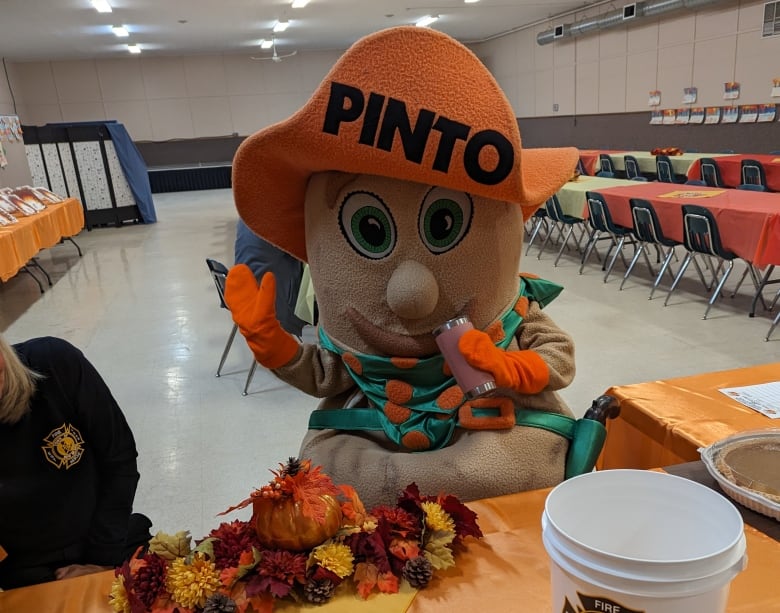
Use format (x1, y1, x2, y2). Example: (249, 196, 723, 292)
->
(233, 25, 578, 262)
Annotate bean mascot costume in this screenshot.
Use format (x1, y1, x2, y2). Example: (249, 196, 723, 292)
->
(225, 26, 584, 508)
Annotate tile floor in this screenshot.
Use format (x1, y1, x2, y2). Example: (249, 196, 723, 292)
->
(1, 188, 777, 538)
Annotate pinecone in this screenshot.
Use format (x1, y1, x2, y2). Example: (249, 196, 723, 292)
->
(304, 578, 336, 603)
(282, 456, 303, 477)
(133, 554, 166, 607)
(403, 556, 434, 589)
(201, 593, 238, 613)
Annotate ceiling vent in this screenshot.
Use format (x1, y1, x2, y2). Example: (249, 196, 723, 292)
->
(537, 0, 729, 45)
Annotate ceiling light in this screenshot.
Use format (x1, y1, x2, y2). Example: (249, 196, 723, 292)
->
(259, 39, 274, 49)
(415, 15, 438, 28)
(127, 44, 141, 54)
(91, 0, 112, 13)
(111, 25, 129, 37)
(273, 20, 290, 32)
(291, 0, 310, 7)
(464, 0, 480, 3)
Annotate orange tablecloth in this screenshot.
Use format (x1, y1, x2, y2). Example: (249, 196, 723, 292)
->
(596, 182, 780, 268)
(0, 198, 84, 282)
(598, 362, 780, 470)
(3, 480, 779, 612)
(687, 154, 780, 191)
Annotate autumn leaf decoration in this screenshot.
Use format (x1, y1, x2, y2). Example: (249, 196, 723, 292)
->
(110, 461, 482, 612)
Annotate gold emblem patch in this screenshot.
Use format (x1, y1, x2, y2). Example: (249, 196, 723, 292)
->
(41, 423, 85, 469)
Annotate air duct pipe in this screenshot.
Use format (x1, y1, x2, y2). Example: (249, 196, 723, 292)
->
(537, 0, 728, 45)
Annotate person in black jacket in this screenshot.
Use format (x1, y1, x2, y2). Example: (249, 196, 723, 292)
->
(0, 334, 151, 589)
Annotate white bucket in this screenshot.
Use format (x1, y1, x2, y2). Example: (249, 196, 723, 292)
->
(542, 469, 747, 613)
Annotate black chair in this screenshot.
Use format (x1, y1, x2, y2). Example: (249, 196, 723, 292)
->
(699, 157, 724, 187)
(537, 194, 586, 266)
(576, 157, 588, 176)
(596, 154, 616, 178)
(206, 258, 258, 395)
(623, 199, 679, 298)
(685, 180, 707, 186)
(664, 205, 761, 319)
(655, 155, 682, 183)
(579, 191, 635, 282)
(740, 159, 768, 190)
(623, 155, 647, 181)
(525, 207, 550, 255)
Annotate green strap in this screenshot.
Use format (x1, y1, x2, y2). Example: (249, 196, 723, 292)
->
(308, 408, 605, 479)
(309, 408, 578, 439)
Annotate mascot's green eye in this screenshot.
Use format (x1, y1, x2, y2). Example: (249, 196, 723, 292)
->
(339, 191, 396, 259)
(418, 188, 472, 254)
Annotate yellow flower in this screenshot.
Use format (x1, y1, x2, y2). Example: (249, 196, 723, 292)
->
(108, 575, 131, 613)
(421, 501, 455, 533)
(310, 542, 355, 579)
(165, 553, 222, 609)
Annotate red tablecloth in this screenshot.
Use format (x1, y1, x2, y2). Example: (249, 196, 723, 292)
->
(687, 154, 780, 191)
(595, 182, 780, 268)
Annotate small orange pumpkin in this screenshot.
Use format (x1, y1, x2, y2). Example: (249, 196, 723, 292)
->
(252, 494, 342, 551)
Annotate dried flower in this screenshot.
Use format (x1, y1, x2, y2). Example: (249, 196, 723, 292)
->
(421, 501, 455, 533)
(310, 542, 354, 579)
(246, 550, 307, 599)
(165, 553, 221, 609)
(205, 520, 261, 569)
(108, 574, 131, 613)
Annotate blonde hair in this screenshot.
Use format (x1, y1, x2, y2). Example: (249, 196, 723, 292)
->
(0, 334, 41, 425)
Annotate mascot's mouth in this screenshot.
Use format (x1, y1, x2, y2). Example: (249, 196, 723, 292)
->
(346, 301, 474, 358)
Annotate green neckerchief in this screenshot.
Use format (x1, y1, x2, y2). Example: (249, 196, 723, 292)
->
(315, 276, 562, 451)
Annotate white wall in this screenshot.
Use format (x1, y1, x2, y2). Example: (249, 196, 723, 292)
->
(8, 50, 342, 141)
(475, 0, 780, 118)
(6, 0, 779, 136)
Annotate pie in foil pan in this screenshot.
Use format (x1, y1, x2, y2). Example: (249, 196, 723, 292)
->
(700, 429, 780, 521)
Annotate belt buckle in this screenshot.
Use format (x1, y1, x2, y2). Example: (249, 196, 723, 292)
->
(459, 396, 515, 430)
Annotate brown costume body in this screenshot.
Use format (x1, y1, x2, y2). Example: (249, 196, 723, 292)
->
(268, 173, 575, 508)
(225, 26, 580, 508)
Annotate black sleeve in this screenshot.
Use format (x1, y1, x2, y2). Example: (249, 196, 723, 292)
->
(44, 338, 141, 565)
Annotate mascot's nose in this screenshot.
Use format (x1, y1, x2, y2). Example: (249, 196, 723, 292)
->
(386, 260, 439, 319)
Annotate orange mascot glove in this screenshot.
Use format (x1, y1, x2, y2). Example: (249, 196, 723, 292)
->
(223, 264, 299, 369)
(457, 329, 549, 394)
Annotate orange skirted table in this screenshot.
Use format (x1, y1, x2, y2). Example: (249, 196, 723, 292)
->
(595, 182, 780, 269)
(2, 481, 779, 612)
(687, 154, 780, 192)
(0, 198, 84, 282)
(597, 362, 780, 471)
